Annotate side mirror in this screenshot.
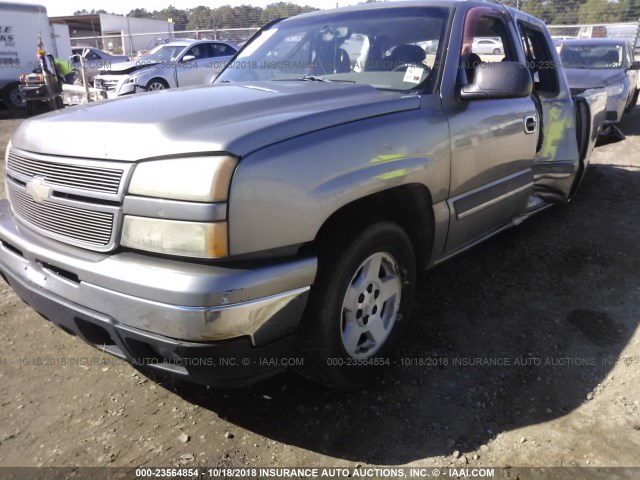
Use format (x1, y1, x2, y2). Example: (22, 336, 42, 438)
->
(459, 61, 533, 101)
(69, 54, 82, 63)
(630, 61, 640, 70)
(181, 55, 196, 62)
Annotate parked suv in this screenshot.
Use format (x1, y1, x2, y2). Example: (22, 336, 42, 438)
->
(93, 40, 237, 97)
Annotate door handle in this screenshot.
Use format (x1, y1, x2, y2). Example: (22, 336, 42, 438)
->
(524, 115, 537, 134)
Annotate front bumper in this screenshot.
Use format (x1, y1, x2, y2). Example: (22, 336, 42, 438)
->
(94, 75, 137, 98)
(0, 201, 316, 385)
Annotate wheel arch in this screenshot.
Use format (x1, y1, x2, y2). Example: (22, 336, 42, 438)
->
(310, 184, 435, 271)
(146, 77, 170, 89)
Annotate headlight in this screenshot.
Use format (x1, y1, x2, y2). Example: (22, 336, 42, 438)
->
(121, 216, 228, 258)
(606, 83, 624, 97)
(129, 156, 237, 202)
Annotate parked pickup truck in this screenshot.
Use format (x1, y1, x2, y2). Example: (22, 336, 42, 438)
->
(0, 1, 606, 389)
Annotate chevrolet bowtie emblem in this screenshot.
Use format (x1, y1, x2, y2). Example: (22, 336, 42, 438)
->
(25, 176, 52, 204)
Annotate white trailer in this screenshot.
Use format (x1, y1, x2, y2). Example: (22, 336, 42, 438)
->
(0, 2, 56, 110)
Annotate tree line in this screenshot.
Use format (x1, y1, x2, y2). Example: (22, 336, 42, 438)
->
(74, 0, 640, 28)
(498, 0, 638, 24)
(73, 3, 318, 31)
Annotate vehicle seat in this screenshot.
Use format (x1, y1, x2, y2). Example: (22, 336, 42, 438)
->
(562, 49, 582, 66)
(464, 52, 483, 83)
(315, 47, 351, 74)
(383, 44, 426, 70)
(600, 50, 619, 67)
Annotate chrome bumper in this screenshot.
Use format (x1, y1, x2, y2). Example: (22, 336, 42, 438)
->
(0, 200, 316, 346)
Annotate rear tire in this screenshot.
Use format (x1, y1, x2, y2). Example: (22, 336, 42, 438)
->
(299, 221, 416, 390)
(493, 48, 501, 55)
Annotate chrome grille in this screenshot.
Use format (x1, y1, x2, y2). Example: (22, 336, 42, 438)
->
(103, 80, 119, 92)
(8, 184, 114, 247)
(95, 78, 119, 92)
(7, 151, 123, 195)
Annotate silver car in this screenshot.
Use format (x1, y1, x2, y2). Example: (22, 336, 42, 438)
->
(70, 47, 129, 84)
(558, 39, 640, 137)
(472, 37, 503, 55)
(93, 40, 237, 98)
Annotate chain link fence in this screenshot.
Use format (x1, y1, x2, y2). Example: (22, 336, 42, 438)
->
(66, 7, 640, 59)
(547, 22, 640, 55)
(69, 28, 259, 58)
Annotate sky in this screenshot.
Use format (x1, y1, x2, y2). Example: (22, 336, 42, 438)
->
(8, 0, 361, 17)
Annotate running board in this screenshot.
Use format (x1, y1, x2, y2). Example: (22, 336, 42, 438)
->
(512, 195, 552, 225)
(434, 195, 551, 265)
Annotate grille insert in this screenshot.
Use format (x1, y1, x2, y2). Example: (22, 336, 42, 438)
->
(8, 185, 114, 247)
(7, 152, 123, 195)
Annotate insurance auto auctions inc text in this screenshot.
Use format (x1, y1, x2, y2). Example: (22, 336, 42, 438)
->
(204, 467, 495, 478)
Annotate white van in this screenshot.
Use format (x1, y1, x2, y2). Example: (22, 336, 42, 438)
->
(0, 2, 56, 110)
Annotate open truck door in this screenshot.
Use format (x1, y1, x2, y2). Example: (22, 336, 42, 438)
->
(517, 14, 607, 204)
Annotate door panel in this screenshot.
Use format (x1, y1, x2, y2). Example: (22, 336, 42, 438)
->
(439, 6, 539, 255)
(176, 44, 214, 87)
(444, 97, 538, 252)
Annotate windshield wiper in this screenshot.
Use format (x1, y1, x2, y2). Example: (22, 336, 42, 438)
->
(271, 76, 355, 83)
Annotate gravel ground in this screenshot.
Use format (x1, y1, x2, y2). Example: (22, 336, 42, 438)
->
(0, 102, 639, 473)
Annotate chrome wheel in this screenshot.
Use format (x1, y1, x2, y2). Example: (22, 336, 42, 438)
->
(147, 81, 167, 91)
(340, 252, 402, 359)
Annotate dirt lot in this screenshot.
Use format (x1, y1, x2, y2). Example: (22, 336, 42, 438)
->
(0, 102, 639, 475)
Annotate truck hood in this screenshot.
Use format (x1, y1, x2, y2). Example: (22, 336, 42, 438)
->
(12, 82, 421, 161)
(564, 68, 626, 90)
(98, 59, 161, 75)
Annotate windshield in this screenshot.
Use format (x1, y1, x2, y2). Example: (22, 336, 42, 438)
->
(139, 44, 187, 63)
(216, 6, 450, 92)
(559, 44, 624, 69)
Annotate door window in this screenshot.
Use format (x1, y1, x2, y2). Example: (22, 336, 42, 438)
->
(184, 45, 207, 60)
(461, 8, 517, 84)
(84, 50, 101, 61)
(519, 23, 559, 95)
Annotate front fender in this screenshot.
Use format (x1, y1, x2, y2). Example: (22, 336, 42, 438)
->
(134, 67, 176, 89)
(227, 99, 450, 256)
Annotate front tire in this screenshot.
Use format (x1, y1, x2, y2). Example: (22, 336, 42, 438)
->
(299, 221, 416, 390)
(2, 83, 25, 110)
(146, 78, 169, 91)
(625, 88, 638, 113)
